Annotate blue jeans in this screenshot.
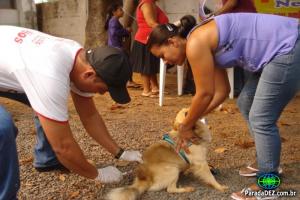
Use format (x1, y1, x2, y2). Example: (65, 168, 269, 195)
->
(0, 106, 19, 200)
(237, 32, 300, 175)
(0, 92, 59, 168)
(237, 71, 261, 137)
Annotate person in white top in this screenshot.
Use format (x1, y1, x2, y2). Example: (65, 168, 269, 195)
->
(0, 26, 142, 200)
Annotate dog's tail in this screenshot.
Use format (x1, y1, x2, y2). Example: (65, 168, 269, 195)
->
(106, 164, 153, 200)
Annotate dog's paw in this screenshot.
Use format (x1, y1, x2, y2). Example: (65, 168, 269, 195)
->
(218, 185, 229, 192)
(167, 186, 195, 193)
(184, 186, 195, 192)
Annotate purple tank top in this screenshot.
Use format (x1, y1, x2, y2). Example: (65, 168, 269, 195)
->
(213, 13, 298, 72)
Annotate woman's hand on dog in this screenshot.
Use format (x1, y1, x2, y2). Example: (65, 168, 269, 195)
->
(176, 123, 198, 154)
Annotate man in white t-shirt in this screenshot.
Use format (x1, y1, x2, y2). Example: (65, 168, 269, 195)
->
(0, 26, 142, 199)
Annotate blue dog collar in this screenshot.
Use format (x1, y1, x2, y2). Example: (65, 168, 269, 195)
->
(162, 133, 191, 164)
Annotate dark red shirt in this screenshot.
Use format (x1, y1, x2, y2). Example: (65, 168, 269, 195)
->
(222, 0, 257, 13)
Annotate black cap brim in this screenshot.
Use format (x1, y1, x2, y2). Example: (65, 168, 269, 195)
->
(108, 85, 131, 104)
(86, 47, 132, 104)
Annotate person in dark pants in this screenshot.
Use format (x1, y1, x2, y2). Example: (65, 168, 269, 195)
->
(0, 26, 142, 199)
(0, 92, 63, 172)
(183, 64, 196, 95)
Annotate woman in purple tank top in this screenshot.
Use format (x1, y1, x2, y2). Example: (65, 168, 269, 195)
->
(147, 13, 300, 200)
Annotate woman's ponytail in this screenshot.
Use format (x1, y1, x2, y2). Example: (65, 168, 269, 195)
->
(104, 2, 123, 30)
(105, 12, 113, 30)
(147, 15, 196, 50)
(177, 15, 197, 38)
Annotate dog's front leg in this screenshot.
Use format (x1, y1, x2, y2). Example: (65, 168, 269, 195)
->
(191, 163, 228, 192)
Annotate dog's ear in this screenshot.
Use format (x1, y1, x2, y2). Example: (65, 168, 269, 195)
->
(173, 107, 191, 133)
(193, 122, 212, 142)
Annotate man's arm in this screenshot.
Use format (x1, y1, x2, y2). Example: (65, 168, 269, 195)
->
(37, 115, 98, 179)
(71, 92, 120, 157)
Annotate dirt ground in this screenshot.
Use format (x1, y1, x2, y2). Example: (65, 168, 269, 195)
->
(1, 73, 299, 200)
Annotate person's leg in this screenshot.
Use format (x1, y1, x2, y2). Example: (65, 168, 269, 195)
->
(236, 71, 261, 137)
(183, 66, 196, 95)
(232, 33, 300, 200)
(33, 115, 62, 170)
(123, 49, 139, 87)
(141, 74, 151, 95)
(249, 38, 300, 174)
(0, 92, 60, 170)
(150, 74, 159, 93)
(237, 71, 286, 177)
(0, 106, 20, 200)
(0, 92, 30, 106)
(236, 71, 260, 177)
(234, 67, 246, 97)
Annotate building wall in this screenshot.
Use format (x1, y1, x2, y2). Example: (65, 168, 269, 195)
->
(158, 0, 199, 23)
(39, 0, 88, 45)
(0, 0, 37, 28)
(0, 9, 19, 25)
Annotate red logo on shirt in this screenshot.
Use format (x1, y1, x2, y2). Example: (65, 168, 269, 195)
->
(14, 30, 33, 44)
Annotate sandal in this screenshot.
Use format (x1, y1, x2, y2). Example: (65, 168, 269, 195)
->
(231, 184, 278, 200)
(141, 92, 152, 97)
(239, 162, 283, 177)
(141, 92, 158, 98)
(110, 103, 126, 110)
(127, 82, 141, 89)
(239, 163, 259, 177)
(151, 89, 159, 95)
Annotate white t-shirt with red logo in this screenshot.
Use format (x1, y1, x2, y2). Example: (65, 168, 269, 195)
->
(0, 25, 92, 122)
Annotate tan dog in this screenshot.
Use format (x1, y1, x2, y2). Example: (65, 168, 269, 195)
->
(107, 108, 228, 200)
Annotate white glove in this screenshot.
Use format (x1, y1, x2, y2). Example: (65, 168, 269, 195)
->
(119, 150, 143, 163)
(95, 166, 123, 183)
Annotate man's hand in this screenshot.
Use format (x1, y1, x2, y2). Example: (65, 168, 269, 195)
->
(95, 166, 123, 183)
(119, 150, 143, 163)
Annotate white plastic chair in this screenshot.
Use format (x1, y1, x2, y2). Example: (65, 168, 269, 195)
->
(159, 59, 234, 106)
(159, 59, 184, 106)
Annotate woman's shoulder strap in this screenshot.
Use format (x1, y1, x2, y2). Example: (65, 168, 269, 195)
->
(186, 17, 214, 39)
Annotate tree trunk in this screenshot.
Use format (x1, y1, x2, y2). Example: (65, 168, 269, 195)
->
(85, 0, 114, 48)
(85, 0, 137, 49)
(121, 0, 139, 53)
(122, 0, 139, 27)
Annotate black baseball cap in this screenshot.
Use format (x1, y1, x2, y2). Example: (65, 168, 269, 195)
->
(86, 46, 131, 104)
